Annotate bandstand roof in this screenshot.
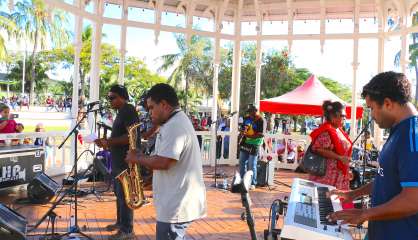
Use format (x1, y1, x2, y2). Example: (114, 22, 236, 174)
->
(101, 0, 415, 23)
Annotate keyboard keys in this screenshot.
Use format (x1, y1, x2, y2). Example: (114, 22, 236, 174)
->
(317, 187, 337, 225)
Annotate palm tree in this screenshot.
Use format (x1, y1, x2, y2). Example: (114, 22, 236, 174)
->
(394, 13, 418, 104)
(157, 34, 213, 114)
(11, 0, 70, 104)
(0, 9, 18, 60)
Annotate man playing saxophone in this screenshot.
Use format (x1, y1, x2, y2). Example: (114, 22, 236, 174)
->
(95, 84, 138, 240)
(126, 83, 207, 240)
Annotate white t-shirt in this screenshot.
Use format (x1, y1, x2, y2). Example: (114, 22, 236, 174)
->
(153, 110, 207, 223)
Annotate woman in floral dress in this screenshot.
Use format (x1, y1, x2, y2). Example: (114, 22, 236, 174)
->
(309, 101, 353, 193)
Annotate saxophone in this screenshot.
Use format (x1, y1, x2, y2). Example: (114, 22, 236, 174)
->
(116, 123, 147, 209)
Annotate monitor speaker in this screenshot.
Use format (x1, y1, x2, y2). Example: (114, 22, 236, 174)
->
(0, 203, 27, 240)
(27, 173, 60, 204)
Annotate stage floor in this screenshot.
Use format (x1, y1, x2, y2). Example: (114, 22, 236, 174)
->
(0, 166, 366, 240)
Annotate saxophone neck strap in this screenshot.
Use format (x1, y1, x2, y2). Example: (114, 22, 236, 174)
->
(162, 108, 181, 125)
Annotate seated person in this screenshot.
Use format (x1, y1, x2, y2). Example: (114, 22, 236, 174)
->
(12, 123, 31, 145)
(34, 123, 50, 146)
(0, 104, 17, 145)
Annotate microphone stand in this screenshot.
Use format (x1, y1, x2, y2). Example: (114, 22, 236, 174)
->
(54, 106, 98, 240)
(211, 111, 237, 190)
(351, 119, 372, 186)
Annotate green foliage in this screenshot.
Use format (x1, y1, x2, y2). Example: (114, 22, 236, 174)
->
(9, 0, 71, 103)
(217, 42, 352, 113)
(158, 34, 212, 113)
(6, 55, 49, 94)
(318, 76, 352, 102)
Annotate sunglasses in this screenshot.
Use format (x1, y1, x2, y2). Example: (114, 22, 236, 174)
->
(107, 95, 116, 101)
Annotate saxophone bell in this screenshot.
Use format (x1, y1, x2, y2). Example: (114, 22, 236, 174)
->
(116, 123, 147, 210)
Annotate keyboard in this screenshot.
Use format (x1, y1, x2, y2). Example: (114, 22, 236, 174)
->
(280, 178, 353, 240)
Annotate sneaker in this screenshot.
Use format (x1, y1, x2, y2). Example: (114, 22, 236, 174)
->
(250, 185, 256, 190)
(108, 230, 135, 240)
(105, 223, 120, 231)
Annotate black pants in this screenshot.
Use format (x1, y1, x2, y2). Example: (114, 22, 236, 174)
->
(113, 171, 133, 233)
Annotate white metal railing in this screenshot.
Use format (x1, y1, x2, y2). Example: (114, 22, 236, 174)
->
(0, 130, 311, 177)
(0, 131, 93, 177)
(261, 133, 311, 170)
(195, 130, 311, 169)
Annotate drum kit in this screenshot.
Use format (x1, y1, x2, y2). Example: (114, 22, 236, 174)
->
(350, 147, 378, 190)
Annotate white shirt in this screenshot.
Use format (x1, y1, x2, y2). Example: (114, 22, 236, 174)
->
(153, 111, 207, 223)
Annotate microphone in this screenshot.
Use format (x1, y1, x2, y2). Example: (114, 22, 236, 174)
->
(229, 111, 238, 117)
(85, 101, 101, 108)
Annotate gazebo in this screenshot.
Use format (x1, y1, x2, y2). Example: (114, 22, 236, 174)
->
(9, 0, 417, 165)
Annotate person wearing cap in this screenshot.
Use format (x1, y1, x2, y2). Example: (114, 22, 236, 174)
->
(238, 104, 264, 189)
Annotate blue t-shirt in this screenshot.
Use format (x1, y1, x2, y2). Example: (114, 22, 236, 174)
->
(369, 115, 418, 240)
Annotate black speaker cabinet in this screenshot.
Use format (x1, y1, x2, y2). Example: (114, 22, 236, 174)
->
(27, 173, 60, 204)
(256, 160, 275, 187)
(0, 203, 27, 240)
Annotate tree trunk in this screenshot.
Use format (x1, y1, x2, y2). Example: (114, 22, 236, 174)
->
(79, 68, 84, 98)
(184, 73, 189, 115)
(293, 116, 297, 132)
(29, 29, 39, 105)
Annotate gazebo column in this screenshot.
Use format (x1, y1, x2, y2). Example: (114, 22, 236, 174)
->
(254, 0, 262, 109)
(374, 0, 385, 148)
(210, 1, 228, 166)
(186, 0, 195, 46)
(287, 0, 293, 52)
(400, 11, 409, 74)
(229, 0, 243, 164)
(153, 0, 163, 45)
(88, 0, 103, 130)
(350, 0, 360, 139)
(210, 60, 220, 167)
(118, 0, 128, 85)
(70, 0, 83, 166)
(71, 0, 83, 124)
(319, 0, 325, 53)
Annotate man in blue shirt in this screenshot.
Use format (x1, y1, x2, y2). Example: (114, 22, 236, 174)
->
(329, 71, 418, 240)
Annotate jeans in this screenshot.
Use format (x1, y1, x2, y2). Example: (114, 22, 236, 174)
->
(113, 178, 133, 233)
(156, 221, 191, 240)
(239, 150, 258, 185)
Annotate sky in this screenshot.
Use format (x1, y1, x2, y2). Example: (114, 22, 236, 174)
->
(1, 1, 415, 96)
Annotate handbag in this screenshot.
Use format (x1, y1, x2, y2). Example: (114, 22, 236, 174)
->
(301, 145, 327, 176)
(239, 138, 258, 155)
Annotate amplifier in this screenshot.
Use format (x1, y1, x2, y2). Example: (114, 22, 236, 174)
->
(257, 160, 275, 187)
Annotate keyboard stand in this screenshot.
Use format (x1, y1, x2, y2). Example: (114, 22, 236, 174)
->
(241, 191, 258, 240)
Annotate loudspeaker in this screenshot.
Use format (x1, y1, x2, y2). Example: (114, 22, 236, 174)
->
(257, 161, 275, 187)
(27, 173, 60, 204)
(0, 203, 27, 240)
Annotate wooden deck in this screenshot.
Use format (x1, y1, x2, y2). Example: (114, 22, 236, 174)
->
(0, 166, 364, 239)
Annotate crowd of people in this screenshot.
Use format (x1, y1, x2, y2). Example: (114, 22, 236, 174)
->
(0, 95, 72, 112)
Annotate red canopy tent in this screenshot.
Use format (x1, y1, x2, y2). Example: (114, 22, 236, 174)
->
(259, 75, 363, 119)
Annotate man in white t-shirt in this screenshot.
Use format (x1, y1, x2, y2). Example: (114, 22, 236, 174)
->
(126, 83, 207, 240)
